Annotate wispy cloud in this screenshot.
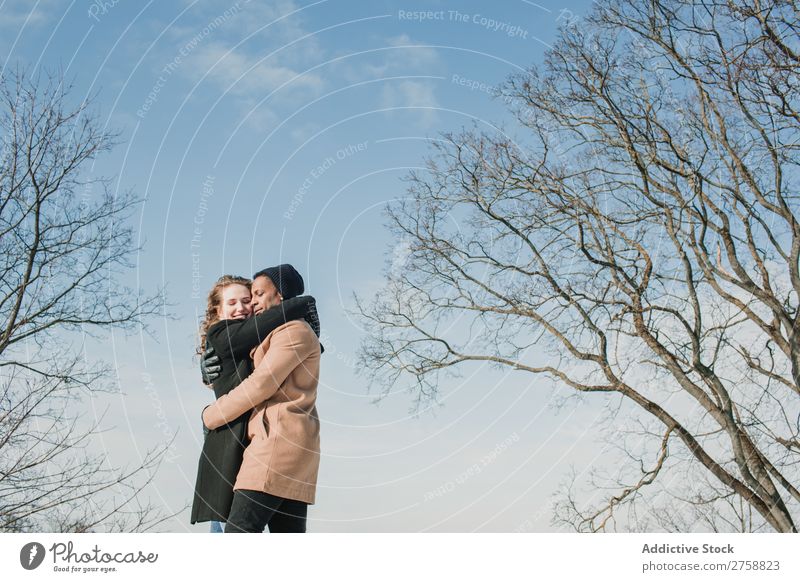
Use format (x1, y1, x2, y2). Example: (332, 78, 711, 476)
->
(381, 79, 440, 128)
(0, 0, 59, 29)
(328, 33, 443, 128)
(375, 35, 443, 129)
(187, 40, 324, 96)
(152, 0, 327, 130)
(368, 34, 441, 76)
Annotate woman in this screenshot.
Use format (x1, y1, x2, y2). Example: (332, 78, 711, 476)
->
(190, 274, 317, 528)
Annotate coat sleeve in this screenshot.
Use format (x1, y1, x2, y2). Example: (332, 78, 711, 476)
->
(202, 321, 319, 430)
(214, 296, 315, 360)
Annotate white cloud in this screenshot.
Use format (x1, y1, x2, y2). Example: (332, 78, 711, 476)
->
(382, 34, 441, 70)
(0, 0, 59, 28)
(154, 0, 327, 130)
(327, 33, 443, 128)
(289, 121, 321, 143)
(381, 80, 440, 128)
(188, 40, 323, 97)
(172, 0, 324, 66)
(334, 33, 443, 81)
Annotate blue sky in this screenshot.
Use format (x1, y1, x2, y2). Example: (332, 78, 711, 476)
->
(1, 0, 609, 532)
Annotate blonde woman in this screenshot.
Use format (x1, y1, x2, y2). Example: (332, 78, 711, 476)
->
(191, 274, 317, 528)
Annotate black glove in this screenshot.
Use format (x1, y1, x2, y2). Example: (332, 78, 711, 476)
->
(200, 346, 221, 385)
(305, 301, 321, 337)
(304, 301, 325, 354)
(201, 406, 210, 436)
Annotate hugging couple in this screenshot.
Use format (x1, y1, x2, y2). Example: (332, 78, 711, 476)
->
(190, 264, 322, 533)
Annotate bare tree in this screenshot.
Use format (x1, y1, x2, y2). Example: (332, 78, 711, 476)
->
(0, 70, 169, 532)
(358, 0, 799, 532)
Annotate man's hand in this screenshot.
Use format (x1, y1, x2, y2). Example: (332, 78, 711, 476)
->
(201, 406, 210, 435)
(200, 346, 221, 385)
(304, 300, 321, 337)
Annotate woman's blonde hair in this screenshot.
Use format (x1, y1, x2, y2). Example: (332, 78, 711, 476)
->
(197, 275, 251, 354)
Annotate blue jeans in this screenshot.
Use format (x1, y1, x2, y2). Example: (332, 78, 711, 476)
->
(210, 520, 224, 533)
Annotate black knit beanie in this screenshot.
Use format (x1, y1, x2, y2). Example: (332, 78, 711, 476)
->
(253, 264, 304, 300)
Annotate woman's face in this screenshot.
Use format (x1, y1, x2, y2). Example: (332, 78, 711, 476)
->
(217, 284, 253, 320)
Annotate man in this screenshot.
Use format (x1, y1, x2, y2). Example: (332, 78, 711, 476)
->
(202, 264, 322, 533)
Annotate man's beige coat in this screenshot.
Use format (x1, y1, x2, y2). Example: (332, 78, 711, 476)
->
(202, 319, 321, 504)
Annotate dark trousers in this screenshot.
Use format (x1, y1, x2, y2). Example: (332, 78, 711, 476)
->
(224, 489, 308, 533)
